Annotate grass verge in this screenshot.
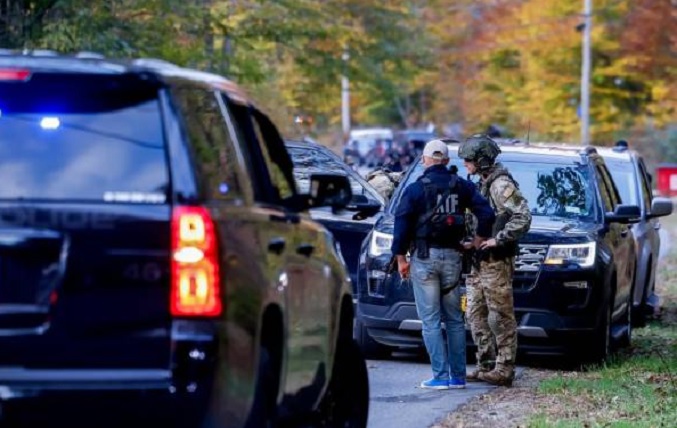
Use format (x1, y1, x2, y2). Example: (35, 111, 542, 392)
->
(527, 213, 677, 427)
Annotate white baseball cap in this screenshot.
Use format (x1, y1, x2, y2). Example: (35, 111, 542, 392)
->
(422, 139, 449, 159)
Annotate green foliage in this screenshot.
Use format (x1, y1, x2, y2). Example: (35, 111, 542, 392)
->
(2, 0, 675, 144)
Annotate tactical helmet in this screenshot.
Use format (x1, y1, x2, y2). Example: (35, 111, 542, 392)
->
(458, 134, 501, 171)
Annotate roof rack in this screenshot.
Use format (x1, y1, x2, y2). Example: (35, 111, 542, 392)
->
(131, 58, 181, 69)
(23, 49, 59, 57)
(75, 51, 106, 59)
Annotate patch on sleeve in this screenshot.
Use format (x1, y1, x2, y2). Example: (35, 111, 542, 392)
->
(502, 187, 515, 199)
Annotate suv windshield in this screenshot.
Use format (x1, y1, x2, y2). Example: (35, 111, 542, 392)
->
(603, 158, 637, 206)
(0, 77, 168, 202)
(390, 157, 595, 221)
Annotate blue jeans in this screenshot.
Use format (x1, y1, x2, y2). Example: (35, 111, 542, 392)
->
(411, 248, 465, 380)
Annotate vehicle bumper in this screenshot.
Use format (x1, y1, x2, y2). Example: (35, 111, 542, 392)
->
(357, 303, 602, 357)
(0, 321, 217, 401)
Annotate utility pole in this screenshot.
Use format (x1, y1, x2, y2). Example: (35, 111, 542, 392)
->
(341, 49, 351, 145)
(580, 0, 592, 145)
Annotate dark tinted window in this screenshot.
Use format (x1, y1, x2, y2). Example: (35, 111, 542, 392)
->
(250, 110, 296, 201)
(594, 164, 615, 212)
(637, 159, 653, 211)
(0, 78, 168, 202)
(392, 156, 596, 220)
(223, 97, 297, 206)
(172, 88, 246, 201)
(604, 159, 638, 205)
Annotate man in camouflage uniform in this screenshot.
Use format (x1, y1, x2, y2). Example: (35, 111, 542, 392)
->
(366, 168, 404, 200)
(458, 134, 532, 386)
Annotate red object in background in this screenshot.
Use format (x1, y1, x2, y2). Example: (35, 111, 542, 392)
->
(655, 163, 677, 197)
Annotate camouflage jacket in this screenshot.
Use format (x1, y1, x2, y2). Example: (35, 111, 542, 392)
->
(480, 164, 532, 246)
(366, 169, 404, 200)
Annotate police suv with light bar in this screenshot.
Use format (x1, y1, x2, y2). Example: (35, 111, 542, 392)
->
(0, 52, 368, 427)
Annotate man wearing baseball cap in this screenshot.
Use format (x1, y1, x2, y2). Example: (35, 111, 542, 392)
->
(391, 139, 495, 390)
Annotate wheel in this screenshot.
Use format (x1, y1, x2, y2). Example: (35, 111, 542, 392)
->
(320, 339, 369, 428)
(244, 348, 278, 428)
(354, 318, 389, 359)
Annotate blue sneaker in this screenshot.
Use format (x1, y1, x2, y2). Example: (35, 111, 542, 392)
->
(449, 377, 466, 389)
(420, 378, 450, 390)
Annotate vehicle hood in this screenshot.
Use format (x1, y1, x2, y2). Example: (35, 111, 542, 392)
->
(520, 216, 597, 244)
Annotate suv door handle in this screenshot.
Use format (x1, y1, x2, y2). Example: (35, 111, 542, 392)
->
(268, 237, 286, 255)
(654, 222, 661, 230)
(620, 228, 629, 238)
(297, 243, 315, 257)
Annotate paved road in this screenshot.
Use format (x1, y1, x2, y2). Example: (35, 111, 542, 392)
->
(366, 351, 521, 428)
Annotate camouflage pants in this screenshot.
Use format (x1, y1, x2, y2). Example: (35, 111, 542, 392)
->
(466, 256, 517, 375)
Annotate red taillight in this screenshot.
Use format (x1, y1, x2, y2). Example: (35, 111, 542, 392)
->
(0, 69, 32, 81)
(171, 206, 222, 317)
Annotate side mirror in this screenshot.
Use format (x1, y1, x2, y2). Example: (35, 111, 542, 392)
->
(346, 194, 382, 219)
(648, 197, 673, 219)
(605, 204, 642, 224)
(309, 173, 352, 211)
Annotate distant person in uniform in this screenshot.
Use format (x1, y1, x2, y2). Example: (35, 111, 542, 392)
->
(391, 139, 495, 390)
(366, 168, 403, 200)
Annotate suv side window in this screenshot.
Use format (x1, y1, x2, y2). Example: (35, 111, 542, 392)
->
(594, 164, 615, 213)
(250, 109, 297, 201)
(222, 96, 296, 205)
(637, 158, 653, 211)
(172, 87, 248, 201)
(596, 163, 621, 210)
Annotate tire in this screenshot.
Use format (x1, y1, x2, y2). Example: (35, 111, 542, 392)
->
(588, 298, 612, 365)
(320, 339, 369, 428)
(244, 348, 277, 428)
(354, 318, 389, 360)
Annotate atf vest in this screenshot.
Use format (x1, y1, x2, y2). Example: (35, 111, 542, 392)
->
(413, 174, 466, 258)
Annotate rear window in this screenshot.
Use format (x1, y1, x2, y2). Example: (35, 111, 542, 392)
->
(0, 73, 168, 203)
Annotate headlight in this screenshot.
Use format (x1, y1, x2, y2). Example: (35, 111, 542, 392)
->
(544, 242, 596, 267)
(369, 231, 393, 257)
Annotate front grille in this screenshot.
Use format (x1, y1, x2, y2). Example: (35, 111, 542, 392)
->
(515, 244, 548, 271)
(513, 244, 548, 290)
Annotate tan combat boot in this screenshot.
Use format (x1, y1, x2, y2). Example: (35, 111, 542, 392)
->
(466, 367, 489, 382)
(467, 360, 495, 382)
(478, 368, 514, 387)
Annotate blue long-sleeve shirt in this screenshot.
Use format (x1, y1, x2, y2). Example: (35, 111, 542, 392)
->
(391, 165, 495, 256)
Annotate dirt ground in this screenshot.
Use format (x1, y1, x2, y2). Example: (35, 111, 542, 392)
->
(433, 367, 562, 428)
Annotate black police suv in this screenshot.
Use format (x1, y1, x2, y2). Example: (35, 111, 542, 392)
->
(285, 139, 385, 290)
(0, 52, 368, 427)
(356, 143, 640, 363)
